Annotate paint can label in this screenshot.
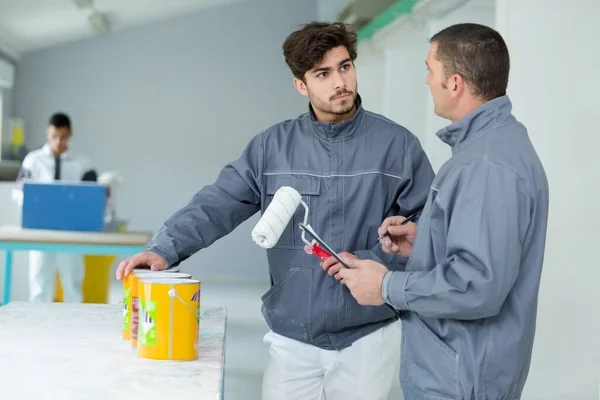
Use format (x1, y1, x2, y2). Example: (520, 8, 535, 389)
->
(123, 288, 130, 331)
(131, 297, 139, 341)
(139, 299, 157, 346)
(192, 290, 201, 324)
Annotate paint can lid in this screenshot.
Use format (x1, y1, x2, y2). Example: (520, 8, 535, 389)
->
(134, 272, 191, 279)
(132, 266, 181, 273)
(139, 278, 200, 285)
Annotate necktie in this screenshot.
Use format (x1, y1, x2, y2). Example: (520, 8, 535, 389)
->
(54, 156, 61, 180)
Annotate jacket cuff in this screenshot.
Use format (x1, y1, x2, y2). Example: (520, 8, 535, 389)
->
(381, 270, 393, 304)
(384, 271, 411, 310)
(145, 245, 179, 267)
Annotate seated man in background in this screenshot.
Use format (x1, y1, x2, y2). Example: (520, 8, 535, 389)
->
(17, 112, 98, 303)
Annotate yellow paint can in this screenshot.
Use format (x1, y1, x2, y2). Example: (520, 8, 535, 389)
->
(137, 278, 201, 361)
(130, 272, 191, 349)
(122, 267, 180, 340)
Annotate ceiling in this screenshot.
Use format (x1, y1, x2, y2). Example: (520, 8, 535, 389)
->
(0, 0, 245, 58)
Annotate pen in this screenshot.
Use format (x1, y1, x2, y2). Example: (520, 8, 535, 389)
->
(376, 213, 419, 242)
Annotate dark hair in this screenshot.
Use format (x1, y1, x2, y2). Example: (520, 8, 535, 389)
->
(283, 21, 358, 81)
(49, 113, 71, 130)
(430, 23, 510, 101)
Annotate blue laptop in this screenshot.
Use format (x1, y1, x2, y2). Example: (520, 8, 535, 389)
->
(22, 182, 106, 232)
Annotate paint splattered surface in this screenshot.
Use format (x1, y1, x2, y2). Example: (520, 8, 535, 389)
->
(0, 302, 227, 400)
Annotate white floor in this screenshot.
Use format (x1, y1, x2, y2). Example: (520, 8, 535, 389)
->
(109, 279, 404, 400)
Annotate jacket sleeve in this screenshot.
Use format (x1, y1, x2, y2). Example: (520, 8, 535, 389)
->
(146, 134, 264, 266)
(81, 169, 98, 182)
(384, 161, 531, 320)
(16, 153, 35, 182)
(353, 135, 435, 268)
(76, 155, 98, 182)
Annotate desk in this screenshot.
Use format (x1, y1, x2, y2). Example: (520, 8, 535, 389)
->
(0, 225, 153, 305)
(0, 302, 227, 399)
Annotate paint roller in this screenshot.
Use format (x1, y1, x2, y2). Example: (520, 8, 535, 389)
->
(251, 186, 333, 261)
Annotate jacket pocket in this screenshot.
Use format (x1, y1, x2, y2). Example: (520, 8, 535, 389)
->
(263, 174, 321, 249)
(261, 266, 313, 343)
(401, 314, 461, 399)
(344, 289, 397, 328)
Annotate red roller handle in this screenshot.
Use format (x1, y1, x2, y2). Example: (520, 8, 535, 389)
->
(304, 242, 332, 261)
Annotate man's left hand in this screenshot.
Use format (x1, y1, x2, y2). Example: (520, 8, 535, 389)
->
(337, 258, 389, 306)
(321, 252, 357, 281)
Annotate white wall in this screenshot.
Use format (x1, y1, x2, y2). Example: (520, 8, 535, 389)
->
(0, 51, 16, 158)
(496, 0, 600, 399)
(0, 58, 14, 89)
(317, 0, 348, 21)
(359, 18, 432, 144)
(380, 22, 430, 145)
(354, 44, 386, 115)
(355, 18, 429, 142)
(10, 0, 317, 290)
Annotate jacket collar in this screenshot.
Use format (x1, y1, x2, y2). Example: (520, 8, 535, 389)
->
(309, 94, 364, 141)
(436, 95, 512, 152)
(42, 143, 70, 159)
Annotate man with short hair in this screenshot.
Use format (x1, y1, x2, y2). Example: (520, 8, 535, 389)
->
(331, 23, 550, 400)
(116, 22, 435, 400)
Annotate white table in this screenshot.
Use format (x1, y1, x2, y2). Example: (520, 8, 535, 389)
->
(0, 302, 227, 400)
(0, 225, 153, 305)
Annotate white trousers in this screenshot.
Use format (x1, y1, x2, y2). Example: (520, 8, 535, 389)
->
(29, 251, 84, 303)
(262, 322, 401, 400)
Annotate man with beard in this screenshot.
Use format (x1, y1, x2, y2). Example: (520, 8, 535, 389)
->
(116, 22, 434, 400)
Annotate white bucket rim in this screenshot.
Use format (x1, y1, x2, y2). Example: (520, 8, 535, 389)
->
(139, 278, 201, 285)
(132, 267, 181, 272)
(134, 272, 191, 279)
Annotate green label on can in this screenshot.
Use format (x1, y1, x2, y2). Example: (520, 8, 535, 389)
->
(123, 289, 130, 330)
(192, 290, 201, 325)
(138, 299, 157, 346)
